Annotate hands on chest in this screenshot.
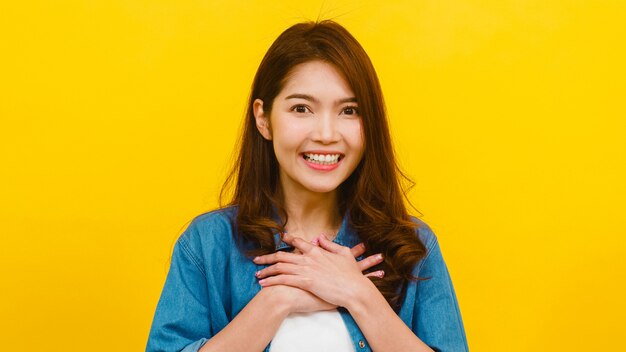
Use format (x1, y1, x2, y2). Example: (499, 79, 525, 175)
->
(253, 233, 385, 313)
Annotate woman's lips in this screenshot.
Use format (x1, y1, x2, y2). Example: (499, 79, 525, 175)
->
(301, 153, 343, 171)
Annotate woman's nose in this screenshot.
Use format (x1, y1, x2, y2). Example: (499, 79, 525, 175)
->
(313, 113, 340, 143)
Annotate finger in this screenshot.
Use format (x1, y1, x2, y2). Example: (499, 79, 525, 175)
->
(282, 233, 316, 253)
(357, 253, 384, 272)
(350, 242, 366, 257)
(253, 250, 303, 265)
(317, 234, 351, 255)
(364, 270, 385, 279)
(258, 274, 312, 290)
(256, 262, 300, 279)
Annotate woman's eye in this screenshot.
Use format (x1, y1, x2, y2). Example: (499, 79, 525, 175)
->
(342, 106, 359, 116)
(291, 105, 310, 113)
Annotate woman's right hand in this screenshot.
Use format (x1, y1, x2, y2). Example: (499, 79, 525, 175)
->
(258, 240, 385, 314)
(263, 285, 336, 313)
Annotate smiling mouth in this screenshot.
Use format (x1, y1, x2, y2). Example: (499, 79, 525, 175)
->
(302, 153, 343, 165)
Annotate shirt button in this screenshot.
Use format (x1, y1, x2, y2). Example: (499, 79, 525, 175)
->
(358, 340, 366, 348)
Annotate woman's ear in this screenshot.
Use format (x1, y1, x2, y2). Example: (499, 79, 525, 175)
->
(253, 99, 272, 140)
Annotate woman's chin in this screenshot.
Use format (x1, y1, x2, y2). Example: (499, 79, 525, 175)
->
(303, 183, 341, 195)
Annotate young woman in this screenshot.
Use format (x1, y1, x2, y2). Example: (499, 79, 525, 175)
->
(146, 20, 468, 352)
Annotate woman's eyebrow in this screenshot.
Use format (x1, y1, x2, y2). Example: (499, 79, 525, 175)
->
(284, 93, 358, 104)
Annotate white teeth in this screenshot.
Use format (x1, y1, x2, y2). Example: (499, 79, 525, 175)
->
(303, 153, 341, 165)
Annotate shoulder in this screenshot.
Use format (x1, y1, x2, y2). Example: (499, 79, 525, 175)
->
(408, 216, 445, 275)
(188, 205, 238, 237)
(177, 205, 239, 255)
(409, 215, 438, 251)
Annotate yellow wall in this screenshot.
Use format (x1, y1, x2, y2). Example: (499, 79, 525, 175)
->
(1, 1, 624, 350)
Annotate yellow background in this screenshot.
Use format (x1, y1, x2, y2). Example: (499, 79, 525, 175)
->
(1, 0, 625, 350)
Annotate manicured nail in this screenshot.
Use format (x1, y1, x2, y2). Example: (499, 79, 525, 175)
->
(253, 256, 260, 262)
(377, 253, 384, 260)
(258, 279, 266, 285)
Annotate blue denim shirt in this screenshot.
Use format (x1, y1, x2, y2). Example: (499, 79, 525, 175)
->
(146, 206, 469, 352)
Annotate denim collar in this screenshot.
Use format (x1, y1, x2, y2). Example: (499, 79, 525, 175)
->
(271, 209, 361, 251)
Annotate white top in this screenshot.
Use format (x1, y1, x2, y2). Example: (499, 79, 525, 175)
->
(269, 309, 355, 352)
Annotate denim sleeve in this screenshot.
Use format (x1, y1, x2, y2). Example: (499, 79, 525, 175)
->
(413, 235, 469, 352)
(146, 226, 211, 352)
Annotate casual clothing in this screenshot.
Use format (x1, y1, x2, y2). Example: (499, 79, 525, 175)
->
(146, 206, 469, 352)
(269, 309, 354, 352)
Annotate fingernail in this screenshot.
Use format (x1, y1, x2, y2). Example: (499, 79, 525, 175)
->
(258, 279, 266, 285)
(253, 256, 260, 262)
(377, 254, 384, 260)
(255, 271, 260, 277)
(378, 270, 385, 278)
(311, 238, 319, 245)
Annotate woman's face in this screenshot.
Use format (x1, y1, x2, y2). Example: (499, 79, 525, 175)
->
(254, 60, 365, 195)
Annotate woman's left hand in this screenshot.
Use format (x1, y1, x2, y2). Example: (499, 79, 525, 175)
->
(253, 233, 383, 308)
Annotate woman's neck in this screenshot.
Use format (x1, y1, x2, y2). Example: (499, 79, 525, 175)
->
(279, 185, 342, 243)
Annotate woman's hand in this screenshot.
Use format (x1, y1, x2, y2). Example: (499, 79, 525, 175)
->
(254, 234, 385, 308)
(256, 238, 383, 314)
(260, 285, 335, 314)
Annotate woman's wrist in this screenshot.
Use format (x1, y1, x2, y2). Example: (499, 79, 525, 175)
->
(257, 286, 293, 316)
(343, 276, 382, 313)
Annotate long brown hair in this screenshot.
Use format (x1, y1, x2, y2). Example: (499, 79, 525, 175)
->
(221, 20, 428, 309)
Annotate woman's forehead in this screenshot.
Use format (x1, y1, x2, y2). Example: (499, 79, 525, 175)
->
(278, 61, 355, 101)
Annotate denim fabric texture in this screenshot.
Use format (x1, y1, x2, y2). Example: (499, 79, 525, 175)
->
(146, 206, 469, 352)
